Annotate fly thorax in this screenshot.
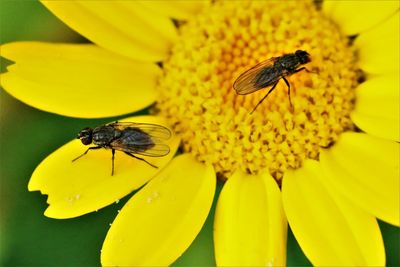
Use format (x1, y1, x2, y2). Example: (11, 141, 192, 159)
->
(92, 126, 117, 146)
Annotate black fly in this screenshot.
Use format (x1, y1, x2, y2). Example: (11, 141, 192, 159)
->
(72, 122, 171, 175)
(233, 50, 313, 114)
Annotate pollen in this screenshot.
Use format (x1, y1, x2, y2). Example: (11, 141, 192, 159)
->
(156, 0, 358, 180)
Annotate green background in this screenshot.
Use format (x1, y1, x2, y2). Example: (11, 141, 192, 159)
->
(0, 1, 398, 266)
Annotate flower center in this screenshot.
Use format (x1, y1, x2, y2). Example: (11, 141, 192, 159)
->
(156, 0, 358, 180)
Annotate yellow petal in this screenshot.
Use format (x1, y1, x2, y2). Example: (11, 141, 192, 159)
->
(137, 1, 207, 20)
(323, 1, 399, 35)
(28, 115, 180, 219)
(41, 1, 177, 62)
(320, 132, 400, 226)
(351, 113, 399, 142)
(351, 74, 400, 142)
(1, 42, 159, 118)
(354, 12, 399, 74)
(101, 154, 215, 266)
(214, 170, 287, 266)
(282, 160, 385, 266)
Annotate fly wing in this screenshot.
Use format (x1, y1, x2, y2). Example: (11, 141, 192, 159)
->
(127, 143, 171, 157)
(108, 122, 171, 140)
(109, 123, 171, 157)
(233, 58, 280, 95)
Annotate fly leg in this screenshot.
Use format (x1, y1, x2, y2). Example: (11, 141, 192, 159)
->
(124, 152, 158, 168)
(282, 76, 293, 108)
(293, 67, 318, 74)
(72, 146, 102, 162)
(250, 80, 280, 115)
(111, 149, 115, 176)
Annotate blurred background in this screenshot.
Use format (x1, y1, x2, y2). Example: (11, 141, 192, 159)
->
(0, 1, 398, 266)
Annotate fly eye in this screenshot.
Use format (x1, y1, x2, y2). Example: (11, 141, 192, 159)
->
(80, 136, 92, 145)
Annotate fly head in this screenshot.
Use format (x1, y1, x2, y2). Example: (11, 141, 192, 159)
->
(295, 50, 311, 64)
(77, 127, 93, 145)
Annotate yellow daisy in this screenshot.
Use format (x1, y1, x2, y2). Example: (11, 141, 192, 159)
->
(1, 1, 399, 266)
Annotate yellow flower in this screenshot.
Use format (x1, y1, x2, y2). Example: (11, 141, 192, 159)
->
(1, 1, 399, 266)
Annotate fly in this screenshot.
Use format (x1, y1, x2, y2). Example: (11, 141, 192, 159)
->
(233, 50, 313, 114)
(72, 122, 171, 175)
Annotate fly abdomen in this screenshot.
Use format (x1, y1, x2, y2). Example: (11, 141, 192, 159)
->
(119, 127, 155, 153)
(254, 67, 280, 89)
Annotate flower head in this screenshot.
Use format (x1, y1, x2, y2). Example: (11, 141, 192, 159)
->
(1, 0, 399, 266)
(157, 0, 358, 180)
